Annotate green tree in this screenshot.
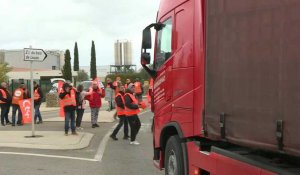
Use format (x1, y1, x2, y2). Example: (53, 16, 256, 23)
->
(77, 69, 89, 82)
(74, 42, 79, 71)
(90, 40, 97, 79)
(0, 63, 11, 82)
(62, 49, 72, 81)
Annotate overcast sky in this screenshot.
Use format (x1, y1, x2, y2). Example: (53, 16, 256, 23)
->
(0, 0, 160, 68)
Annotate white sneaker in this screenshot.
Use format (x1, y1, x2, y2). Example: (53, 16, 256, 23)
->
(130, 141, 140, 145)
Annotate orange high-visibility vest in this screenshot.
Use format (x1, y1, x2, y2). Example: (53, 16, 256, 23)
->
(125, 93, 140, 116)
(115, 93, 125, 116)
(61, 89, 76, 107)
(0, 89, 7, 104)
(34, 88, 41, 100)
(134, 82, 142, 94)
(12, 88, 24, 105)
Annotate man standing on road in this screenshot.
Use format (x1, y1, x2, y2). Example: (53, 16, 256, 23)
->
(88, 81, 105, 128)
(12, 83, 29, 126)
(34, 81, 44, 124)
(59, 83, 77, 136)
(134, 78, 144, 103)
(110, 85, 129, 141)
(125, 84, 142, 145)
(0, 82, 12, 126)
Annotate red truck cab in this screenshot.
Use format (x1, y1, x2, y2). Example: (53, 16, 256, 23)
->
(141, 0, 300, 175)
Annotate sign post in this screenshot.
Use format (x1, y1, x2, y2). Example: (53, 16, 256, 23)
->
(24, 47, 47, 137)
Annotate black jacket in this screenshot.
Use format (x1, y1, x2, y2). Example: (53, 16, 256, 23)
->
(115, 91, 125, 109)
(124, 92, 139, 110)
(34, 86, 44, 105)
(0, 87, 12, 105)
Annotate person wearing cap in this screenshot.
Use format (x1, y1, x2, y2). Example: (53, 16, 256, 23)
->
(33, 81, 44, 124)
(110, 85, 129, 141)
(87, 81, 105, 128)
(59, 82, 78, 135)
(11, 83, 30, 126)
(125, 83, 142, 145)
(0, 82, 12, 126)
(134, 78, 144, 103)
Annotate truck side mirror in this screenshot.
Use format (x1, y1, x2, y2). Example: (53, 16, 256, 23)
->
(142, 28, 152, 49)
(141, 52, 151, 65)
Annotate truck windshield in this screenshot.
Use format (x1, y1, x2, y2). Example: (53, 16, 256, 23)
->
(155, 18, 173, 71)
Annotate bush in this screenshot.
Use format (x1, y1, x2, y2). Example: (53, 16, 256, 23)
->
(46, 93, 60, 107)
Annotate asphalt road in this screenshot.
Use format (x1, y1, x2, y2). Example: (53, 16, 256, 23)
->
(0, 109, 164, 175)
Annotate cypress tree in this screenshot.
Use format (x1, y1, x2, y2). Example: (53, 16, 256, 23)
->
(62, 49, 72, 81)
(74, 42, 79, 71)
(90, 40, 97, 79)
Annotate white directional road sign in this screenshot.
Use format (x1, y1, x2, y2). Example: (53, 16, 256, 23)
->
(24, 48, 47, 62)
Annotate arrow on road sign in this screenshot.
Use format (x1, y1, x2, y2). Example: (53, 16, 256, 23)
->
(24, 48, 47, 62)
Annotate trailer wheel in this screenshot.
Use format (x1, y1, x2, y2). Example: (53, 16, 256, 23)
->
(165, 135, 184, 175)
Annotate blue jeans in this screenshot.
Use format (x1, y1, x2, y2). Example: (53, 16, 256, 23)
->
(65, 109, 76, 133)
(12, 105, 22, 124)
(1, 104, 10, 124)
(34, 104, 42, 122)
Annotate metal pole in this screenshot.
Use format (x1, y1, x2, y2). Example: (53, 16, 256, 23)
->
(30, 47, 35, 137)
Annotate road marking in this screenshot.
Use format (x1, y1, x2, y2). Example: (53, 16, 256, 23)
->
(0, 151, 98, 162)
(94, 124, 116, 161)
(0, 110, 152, 163)
(93, 110, 151, 162)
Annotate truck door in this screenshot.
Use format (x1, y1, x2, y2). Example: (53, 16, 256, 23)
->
(153, 14, 174, 145)
(153, 16, 174, 113)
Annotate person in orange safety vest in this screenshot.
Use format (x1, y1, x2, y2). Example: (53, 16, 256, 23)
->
(59, 82, 77, 136)
(110, 85, 129, 141)
(12, 83, 29, 126)
(0, 82, 12, 126)
(134, 78, 143, 103)
(33, 81, 44, 124)
(124, 83, 142, 145)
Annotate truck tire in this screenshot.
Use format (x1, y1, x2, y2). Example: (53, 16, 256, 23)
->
(165, 135, 184, 175)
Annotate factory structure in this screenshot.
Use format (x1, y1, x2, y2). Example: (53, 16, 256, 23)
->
(111, 40, 136, 73)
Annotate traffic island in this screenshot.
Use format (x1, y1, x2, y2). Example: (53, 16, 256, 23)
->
(0, 131, 93, 150)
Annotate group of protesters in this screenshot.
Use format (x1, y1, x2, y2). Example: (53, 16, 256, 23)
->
(106, 77, 146, 145)
(0, 77, 147, 145)
(0, 81, 44, 127)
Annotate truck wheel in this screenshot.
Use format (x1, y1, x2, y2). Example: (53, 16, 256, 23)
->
(165, 135, 184, 175)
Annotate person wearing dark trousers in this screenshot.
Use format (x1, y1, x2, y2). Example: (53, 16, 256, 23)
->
(124, 83, 141, 145)
(0, 82, 12, 126)
(59, 83, 77, 136)
(110, 86, 129, 141)
(33, 81, 44, 124)
(11, 83, 29, 126)
(75, 84, 89, 130)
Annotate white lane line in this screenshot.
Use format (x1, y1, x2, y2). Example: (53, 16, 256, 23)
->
(94, 124, 116, 161)
(0, 151, 98, 162)
(0, 110, 152, 163)
(93, 110, 151, 162)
